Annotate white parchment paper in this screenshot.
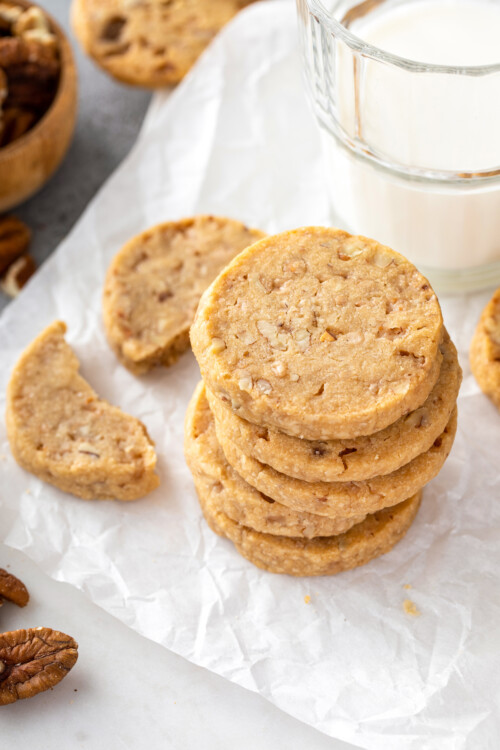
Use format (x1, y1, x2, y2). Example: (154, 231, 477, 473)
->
(0, 3, 499, 747)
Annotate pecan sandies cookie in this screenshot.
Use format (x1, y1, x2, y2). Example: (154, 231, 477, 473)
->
(207, 330, 461, 483)
(191, 227, 443, 440)
(185, 382, 365, 539)
(199, 481, 422, 577)
(470, 288, 500, 410)
(103, 216, 264, 374)
(72, 0, 258, 87)
(6, 321, 159, 500)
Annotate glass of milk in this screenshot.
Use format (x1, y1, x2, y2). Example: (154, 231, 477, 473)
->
(296, 0, 500, 292)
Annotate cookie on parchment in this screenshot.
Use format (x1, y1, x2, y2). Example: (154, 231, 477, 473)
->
(200, 484, 423, 577)
(6, 321, 159, 501)
(215, 407, 457, 520)
(470, 288, 500, 410)
(184, 382, 365, 539)
(207, 330, 461, 483)
(71, 0, 258, 88)
(191, 227, 443, 440)
(103, 216, 264, 374)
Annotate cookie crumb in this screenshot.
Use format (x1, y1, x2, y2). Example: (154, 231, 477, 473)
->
(403, 583, 412, 590)
(304, 595, 311, 604)
(403, 598, 420, 617)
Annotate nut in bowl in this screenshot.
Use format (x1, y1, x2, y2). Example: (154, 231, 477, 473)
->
(0, 1, 77, 211)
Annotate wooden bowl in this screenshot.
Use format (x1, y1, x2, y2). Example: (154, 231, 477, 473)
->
(0, 2, 78, 212)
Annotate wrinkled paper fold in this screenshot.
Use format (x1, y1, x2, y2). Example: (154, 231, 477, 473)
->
(0, 3, 497, 747)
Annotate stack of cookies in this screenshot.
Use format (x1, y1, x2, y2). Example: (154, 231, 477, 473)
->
(185, 227, 461, 576)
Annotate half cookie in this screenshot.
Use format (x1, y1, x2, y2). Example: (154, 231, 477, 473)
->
(6, 321, 159, 501)
(103, 216, 265, 374)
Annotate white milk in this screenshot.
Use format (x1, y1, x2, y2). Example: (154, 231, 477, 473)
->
(322, 0, 500, 286)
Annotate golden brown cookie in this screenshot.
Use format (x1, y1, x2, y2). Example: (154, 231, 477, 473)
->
(215, 407, 457, 520)
(200, 486, 422, 577)
(191, 227, 443, 440)
(71, 0, 258, 88)
(185, 382, 365, 538)
(207, 330, 461, 483)
(6, 321, 159, 501)
(103, 216, 265, 374)
(470, 288, 500, 409)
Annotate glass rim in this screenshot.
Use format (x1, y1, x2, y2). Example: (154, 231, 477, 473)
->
(305, 0, 500, 75)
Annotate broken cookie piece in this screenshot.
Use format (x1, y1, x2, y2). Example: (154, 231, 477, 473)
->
(6, 321, 160, 500)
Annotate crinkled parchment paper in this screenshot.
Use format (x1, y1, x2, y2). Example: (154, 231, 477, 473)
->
(0, 3, 499, 747)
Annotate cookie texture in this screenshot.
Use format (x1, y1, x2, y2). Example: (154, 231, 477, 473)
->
(6, 321, 159, 501)
(103, 216, 265, 374)
(191, 227, 443, 440)
(208, 330, 461, 483)
(185, 382, 365, 538)
(201, 486, 422, 577)
(470, 288, 500, 409)
(71, 0, 258, 87)
(215, 407, 456, 519)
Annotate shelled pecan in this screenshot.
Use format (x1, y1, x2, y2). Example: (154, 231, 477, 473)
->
(0, 627, 78, 705)
(0, 568, 29, 607)
(0, 214, 31, 274)
(0, 3, 60, 147)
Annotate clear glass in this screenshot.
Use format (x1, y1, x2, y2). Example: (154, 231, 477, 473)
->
(296, 0, 500, 293)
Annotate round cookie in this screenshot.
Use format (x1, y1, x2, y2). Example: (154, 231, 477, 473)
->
(71, 0, 258, 88)
(6, 321, 159, 501)
(200, 486, 423, 577)
(103, 216, 264, 374)
(191, 227, 443, 440)
(208, 329, 461, 483)
(185, 383, 365, 538)
(470, 288, 500, 410)
(215, 408, 457, 519)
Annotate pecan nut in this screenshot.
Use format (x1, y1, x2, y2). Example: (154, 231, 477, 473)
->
(0, 569, 29, 607)
(0, 627, 78, 705)
(0, 215, 31, 274)
(0, 253, 35, 297)
(12, 6, 50, 37)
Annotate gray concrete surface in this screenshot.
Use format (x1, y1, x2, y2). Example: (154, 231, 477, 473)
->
(0, 0, 151, 312)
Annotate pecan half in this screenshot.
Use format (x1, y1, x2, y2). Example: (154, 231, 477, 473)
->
(0, 569, 29, 607)
(0, 215, 30, 273)
(0, 627, 78, 705)
(0, 253, 35, 296)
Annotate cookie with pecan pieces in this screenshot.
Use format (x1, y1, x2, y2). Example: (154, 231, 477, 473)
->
(103, 216, 264, 374)
(72, 0, 258, 87)
(200, 481, 422, 577)
(207, 330, 461, 482)
(6, 321, 159, 500)
(470, 288, 500, 410)
(185, 382, 366, 538)
(191, 227, 444, 440)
